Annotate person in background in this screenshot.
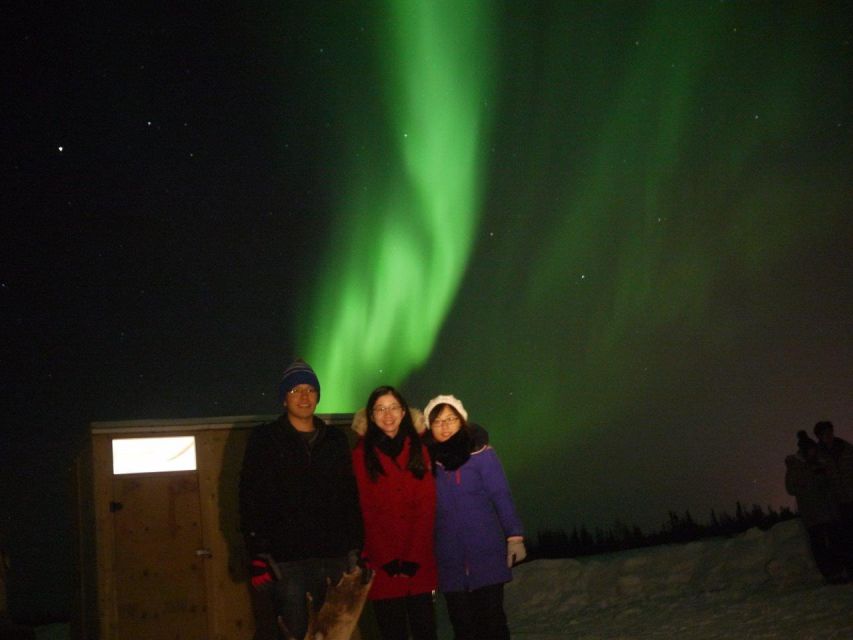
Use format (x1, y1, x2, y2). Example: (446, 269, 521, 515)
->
(814, 422, 853, 525)
(785, 430, 848, 583)
(814, 420, 853, 566)
(423, 394, 525, 640)
(351, 385, 438, 640)
(239, 359, 364, 640)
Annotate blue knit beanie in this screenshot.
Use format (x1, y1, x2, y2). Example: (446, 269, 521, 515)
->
(278, 359, 321, 404)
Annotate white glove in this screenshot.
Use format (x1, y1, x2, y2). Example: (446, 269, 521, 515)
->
(507, 536, 526, 567)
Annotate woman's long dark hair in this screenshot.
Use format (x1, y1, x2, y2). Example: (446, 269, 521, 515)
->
(363, 385, 427, 481)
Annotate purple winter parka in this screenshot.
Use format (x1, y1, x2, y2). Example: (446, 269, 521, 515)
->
(433, 444, 524, 593)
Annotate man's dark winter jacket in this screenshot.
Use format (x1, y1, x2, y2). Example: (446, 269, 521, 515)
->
(785, 453, 838, 528)
(818, 436, 853, 505)
(239, 415, 364, 561)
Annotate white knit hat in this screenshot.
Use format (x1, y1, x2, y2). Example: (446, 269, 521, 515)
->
(423, 394, 468, 429)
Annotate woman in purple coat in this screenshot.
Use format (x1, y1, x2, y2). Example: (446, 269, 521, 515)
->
(423, 394, 526, 640)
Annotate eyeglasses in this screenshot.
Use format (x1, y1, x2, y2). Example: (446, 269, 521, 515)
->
(432, 416, 459, 428)
(373, 404, 402, 416)
(288, 385, 318, 396)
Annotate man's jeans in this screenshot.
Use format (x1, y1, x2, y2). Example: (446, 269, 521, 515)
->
(271, 556, 347, 640)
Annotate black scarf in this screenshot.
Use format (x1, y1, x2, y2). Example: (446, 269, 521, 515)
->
(432, 428, 472, 471)
(376, 429, 406, 460)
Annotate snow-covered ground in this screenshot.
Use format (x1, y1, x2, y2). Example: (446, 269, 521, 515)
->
(34, 518, 853, 639)
(503, 518, 853, 639)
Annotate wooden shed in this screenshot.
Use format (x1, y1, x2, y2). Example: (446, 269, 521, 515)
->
(72, 413, 368, 640)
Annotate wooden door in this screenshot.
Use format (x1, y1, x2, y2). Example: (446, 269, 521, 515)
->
(112, 471, 209, 638)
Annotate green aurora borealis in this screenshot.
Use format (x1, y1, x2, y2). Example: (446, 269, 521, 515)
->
(300, 0, 496, 407)
(297, 2, 851, 530)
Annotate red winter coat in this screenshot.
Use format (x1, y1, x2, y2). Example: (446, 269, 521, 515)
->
(352, 436, 438, 600)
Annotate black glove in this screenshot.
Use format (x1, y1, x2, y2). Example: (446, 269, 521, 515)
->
(398, 561, 420, 577)
(382, 559, 402, 576)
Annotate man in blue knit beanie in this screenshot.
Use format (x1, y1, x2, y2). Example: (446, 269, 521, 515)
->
(239, 358, 363, 639)
(277, 359, 321, 406)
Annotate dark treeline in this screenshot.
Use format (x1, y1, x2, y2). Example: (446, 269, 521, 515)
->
(532, 502, 796, 559)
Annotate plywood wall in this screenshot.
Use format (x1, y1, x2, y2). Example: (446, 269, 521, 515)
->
(76, 415, 372, 640)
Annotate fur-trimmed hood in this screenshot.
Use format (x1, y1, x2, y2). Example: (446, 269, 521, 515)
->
(350, 407, 426, 436)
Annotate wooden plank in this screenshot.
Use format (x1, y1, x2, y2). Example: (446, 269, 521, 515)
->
(112, 472, 208, 638)
(197, 427, 256, 639)
(91, 434, 117, 639)
(70, 443, 98, 640)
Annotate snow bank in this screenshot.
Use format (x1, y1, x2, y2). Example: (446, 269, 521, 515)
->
(509, 519, 818, 612)
(505, 519, 853, 639)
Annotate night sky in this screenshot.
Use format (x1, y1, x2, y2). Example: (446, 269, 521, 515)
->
(4, 1, 852, 619)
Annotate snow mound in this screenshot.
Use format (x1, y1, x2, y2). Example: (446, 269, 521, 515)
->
(505, 519, 853, 639)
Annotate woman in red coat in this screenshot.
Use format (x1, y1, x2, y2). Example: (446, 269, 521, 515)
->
(352, 385, 438, 640)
